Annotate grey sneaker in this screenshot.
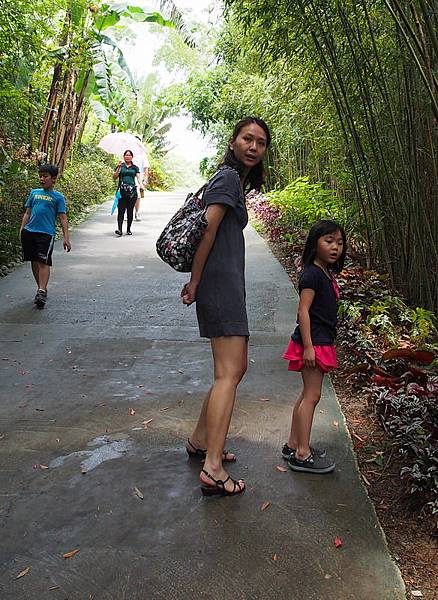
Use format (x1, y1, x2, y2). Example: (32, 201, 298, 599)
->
(34, 289, 47, 309)
(281, 443, 326, 460)
(288, 451, 335, 474)
(135, 214, 141, 221)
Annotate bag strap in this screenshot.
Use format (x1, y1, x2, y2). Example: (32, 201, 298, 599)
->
(195, 165, 240, 201)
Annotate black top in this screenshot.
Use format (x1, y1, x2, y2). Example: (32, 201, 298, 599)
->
(291, 264, 338, 345)
(195, 166, 249, 338)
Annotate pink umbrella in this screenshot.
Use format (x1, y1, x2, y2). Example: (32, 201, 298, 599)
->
(98, 132, 147, 159)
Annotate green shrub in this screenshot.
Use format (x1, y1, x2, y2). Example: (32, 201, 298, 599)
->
(267, 176, 355, 232)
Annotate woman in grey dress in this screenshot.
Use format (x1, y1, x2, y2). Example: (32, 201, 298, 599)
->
(181, 117, 271, 496)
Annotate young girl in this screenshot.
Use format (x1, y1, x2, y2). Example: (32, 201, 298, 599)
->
(282, 220, 346, 474)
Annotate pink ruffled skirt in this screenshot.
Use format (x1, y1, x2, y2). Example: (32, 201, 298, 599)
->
(283, 340, 337, 373)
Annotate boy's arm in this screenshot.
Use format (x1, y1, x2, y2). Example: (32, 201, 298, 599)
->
(58, 213, 71, 252)
(19, 208, 32, 236)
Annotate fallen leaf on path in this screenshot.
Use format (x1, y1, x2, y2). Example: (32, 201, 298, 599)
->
(260, 398, 270, 402)
(15, 566, 30, 579)
(271, 553, 279, 561)
(63, 549, 79, 559)
(352, 432, 365, 442)
(35, 408, 45, 412)
(362, 474, 371, 486)
(0, 434, 5, 441)
(177, 369, 184, 374)
(324, 574, 332, 579)
(128, 408, 136, 416)
(137, 384, 144, 388)
(134, 486, 144, 500)
(160, 407, 169, 411)
(275, 465, 287, 472)
(334, 536, 343, 548)
(142, 419, 153, 429)
(332, 421, 339, 427)
(260, 501, 272, 511)
(49, 586, 60, 591)
(250, 359, 255, 363)
(81, 467, 87, 475)
(411, 591, 423, 597)
(33, 463, 49, 470)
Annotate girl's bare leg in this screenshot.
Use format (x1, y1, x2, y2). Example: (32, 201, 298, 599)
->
(287, 390, 304, 449)
(294, 366, 324, 460)
(199, 336, 247, 492)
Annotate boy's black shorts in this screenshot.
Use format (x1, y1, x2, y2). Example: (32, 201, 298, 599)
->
(21, 229, 54, 266)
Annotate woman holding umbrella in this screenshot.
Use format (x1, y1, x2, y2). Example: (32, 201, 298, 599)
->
(113, 149, 144, 236)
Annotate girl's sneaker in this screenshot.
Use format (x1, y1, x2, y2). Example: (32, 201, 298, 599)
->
(281, 443, 326, 460)
(288, 451, 335, 474)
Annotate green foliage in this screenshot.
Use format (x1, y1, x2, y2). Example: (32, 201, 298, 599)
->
(147, 153, 174, 191)
(57, 146, 113, 222)
(376, 389, 438, 516)
(267, 177, 354, 231)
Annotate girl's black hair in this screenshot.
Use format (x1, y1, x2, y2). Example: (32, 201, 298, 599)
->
(220, 116, 271, 191)
(123, 149, 133, 157)
(302, 220, 347, 272)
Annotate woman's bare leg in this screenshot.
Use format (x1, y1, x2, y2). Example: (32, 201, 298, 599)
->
(189, 386, 212, 448)
(199, 336, 247, 492)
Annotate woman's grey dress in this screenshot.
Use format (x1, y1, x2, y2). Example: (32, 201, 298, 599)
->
(196, 167, 249, 338)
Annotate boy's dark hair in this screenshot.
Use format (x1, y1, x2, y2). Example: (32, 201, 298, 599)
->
(220, 116, 271, 191)
(38, 164, 59, 178)
(302, 220, 347, 272)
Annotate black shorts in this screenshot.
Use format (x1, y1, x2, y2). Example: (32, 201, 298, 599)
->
(21, 229, 54, 266)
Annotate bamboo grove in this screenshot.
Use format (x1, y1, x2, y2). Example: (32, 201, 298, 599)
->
(204, 0, 438, 311)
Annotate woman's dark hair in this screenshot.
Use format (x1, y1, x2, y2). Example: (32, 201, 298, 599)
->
(123, 149, 133, 158)
(220, 116, 271, 191)
(302, 220, 347, 272)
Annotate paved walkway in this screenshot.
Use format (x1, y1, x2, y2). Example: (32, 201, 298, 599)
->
(0, 193, 405, 599)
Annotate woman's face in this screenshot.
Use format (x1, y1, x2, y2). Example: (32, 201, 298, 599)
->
(230, 123, 268, 169)
(124, 151, 133, 162)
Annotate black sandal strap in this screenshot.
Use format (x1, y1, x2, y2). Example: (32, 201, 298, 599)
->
(187, 438, 206, 457)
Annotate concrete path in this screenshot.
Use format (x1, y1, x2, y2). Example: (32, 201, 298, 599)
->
(0, 193, 405, 600)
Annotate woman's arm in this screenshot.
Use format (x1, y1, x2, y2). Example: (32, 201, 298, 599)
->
(181, 204, 227, 305)
(297, 288, 316, 368)
(113, 161, 122, 181)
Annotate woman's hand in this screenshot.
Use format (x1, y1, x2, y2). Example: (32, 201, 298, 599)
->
(181, 281, 198, 305)
(303, 345, 316, 368)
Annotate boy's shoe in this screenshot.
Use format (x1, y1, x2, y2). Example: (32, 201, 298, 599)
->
(281, 442, 326, 460)
(115, 230, 122, 236)
(288, 451, 335, 474)
(34, 289, 47, 309)
(126, 230, 132, 235)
